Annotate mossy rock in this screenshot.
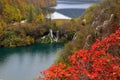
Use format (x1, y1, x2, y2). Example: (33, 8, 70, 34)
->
(59, 37, 67, 43)
(81, 3, 100, 24)
(38, 35, 53, 43)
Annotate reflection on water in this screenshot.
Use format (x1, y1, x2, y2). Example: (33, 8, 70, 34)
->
(0, 43, 63, 80)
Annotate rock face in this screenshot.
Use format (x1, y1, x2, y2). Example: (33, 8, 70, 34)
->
(95, 14, 114, 39)
(82, 0, 120, 49)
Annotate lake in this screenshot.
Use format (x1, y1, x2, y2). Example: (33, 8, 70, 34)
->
(0, 43, 63, 80)
(51, 0, 99, 19)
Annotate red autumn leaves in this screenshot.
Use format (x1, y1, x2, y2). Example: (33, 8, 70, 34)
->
(42, 28, 120, 80)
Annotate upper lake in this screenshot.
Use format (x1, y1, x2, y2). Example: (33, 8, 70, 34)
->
(51, 0, 99, 19)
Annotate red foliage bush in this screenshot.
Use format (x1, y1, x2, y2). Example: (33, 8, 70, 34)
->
(42, 28, 120, 80)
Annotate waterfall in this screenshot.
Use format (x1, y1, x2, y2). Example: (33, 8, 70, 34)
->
(40, 29, 60, 43)
(54, 30, 59, 42)
(109, 14, 114, 22)
(49, 29, 54, 43)
(49, 29, 53, 38)
(41, 36, 46, 39)
(72, 32, 77, 40)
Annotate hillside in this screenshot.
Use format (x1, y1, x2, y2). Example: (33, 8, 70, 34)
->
(40, 0, 120, 80)
(53, 0, 120, 64)
(0, 0, 56, 23)
(0, 0, 62, 48)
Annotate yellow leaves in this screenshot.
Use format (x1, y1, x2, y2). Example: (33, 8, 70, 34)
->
(25, 36, 34, 45)
(35, 13, 45, 23)
(0, 18, 6, 34)
(3, 4, 22, 23)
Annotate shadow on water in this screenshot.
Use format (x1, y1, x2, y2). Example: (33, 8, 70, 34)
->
(0, 43, 64, 64)
(57, 9, 85, 18)
(0, 43, 64, 80)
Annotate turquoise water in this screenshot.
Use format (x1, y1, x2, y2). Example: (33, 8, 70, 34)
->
(0, 43, 63, 80)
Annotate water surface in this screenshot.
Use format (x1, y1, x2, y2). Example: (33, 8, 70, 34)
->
(53, 0, 99, 18)
(0, 43, 63, 80)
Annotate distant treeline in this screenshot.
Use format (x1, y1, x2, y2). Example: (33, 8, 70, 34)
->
(0, 0, 56, 23)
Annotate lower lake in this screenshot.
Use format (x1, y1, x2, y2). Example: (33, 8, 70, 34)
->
(0, 43, 63, 80)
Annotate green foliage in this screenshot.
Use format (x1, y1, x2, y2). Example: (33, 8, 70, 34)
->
(55, 49, 67, 64)
(3, 4, 22, 23)
(36, 7, 42, 15)
(35, 13, 45, 23)
(1, 30, 34, 47)
(59, 37, 67, 43)
(20, 2, 31, 19)
(0, 0, 58, 47)
(56, 24, 94, 63)
(27, 5, 35, 23)
(0, 17, 6, 44)
(55, 0, 120, 66)
(0, 0, 4, 14)
(42, 28, 120, 80)
(38, 35, 52, 43)
(1, 31, 17, 47)
(81, 3, 100, 24)
(0, 17, 6, 30)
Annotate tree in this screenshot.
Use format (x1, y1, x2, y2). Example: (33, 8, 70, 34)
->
(0, 0, 4, 14)
(28, 5, 35, 23)
(35, 13, 45, 23)
(3, 4, 22, 23)
(0, 16, 6, 43)
(36, 6, 42, 15)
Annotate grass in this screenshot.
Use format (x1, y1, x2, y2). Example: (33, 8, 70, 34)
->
(53, 19, 71, 26)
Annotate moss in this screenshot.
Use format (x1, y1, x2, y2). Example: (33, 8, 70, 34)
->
(38, 35, 52, 43)
(81, 3, 100, 24)
(59, 37, 67, 43)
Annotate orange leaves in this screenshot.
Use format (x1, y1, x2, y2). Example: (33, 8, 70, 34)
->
(42, 28, 120, 80)
(42, 63, 67, 79)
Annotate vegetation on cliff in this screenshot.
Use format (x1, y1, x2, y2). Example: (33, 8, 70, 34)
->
(0, 0, 84, 48)
(42, 27, 120, 80)
(38, 0, 120, 80)
(55, 0, 120, 64)
(0, 0, 80, 47)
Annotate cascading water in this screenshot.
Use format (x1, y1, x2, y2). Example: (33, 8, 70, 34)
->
(40, 29, 60, 43)
(49, 29, 54, 38)
(41, 36, 46, 39)
(72, 32, 77, 40)
(54, 30, 59, 42)
(49, 29, 54, 43)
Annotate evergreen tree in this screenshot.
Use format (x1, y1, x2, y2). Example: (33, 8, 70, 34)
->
(28, 5, 34, 23)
